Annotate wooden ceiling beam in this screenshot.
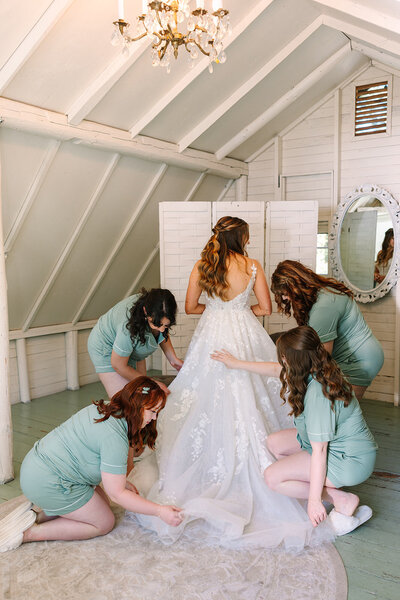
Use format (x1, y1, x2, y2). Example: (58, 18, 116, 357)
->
(313, 0, 400, 37)
(215, 43, 350, 160)
(0, 97, 247, 178)
(0, 0, 74, 93)
(177, 17, 324, 152)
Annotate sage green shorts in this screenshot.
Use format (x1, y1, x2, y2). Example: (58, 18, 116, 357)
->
(326, 449, 377, 489)
(20, 449, 95, 516)
(339, 335, 384, 387)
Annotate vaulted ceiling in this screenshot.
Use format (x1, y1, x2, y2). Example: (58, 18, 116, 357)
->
(1, 0, 400, 329)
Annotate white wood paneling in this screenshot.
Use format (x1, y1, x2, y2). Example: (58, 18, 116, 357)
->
(248, 144, 275, 203)
(78, 329, 98, 387)
(159, 202, 212, 374)
(265, 200, 318, 335)
(26, 334, 67, 399)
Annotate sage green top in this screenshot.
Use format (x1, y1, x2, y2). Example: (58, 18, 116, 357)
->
(33, 404, 129, 486)
(294, 377, 377, 458)
(308, 289, 372, 365)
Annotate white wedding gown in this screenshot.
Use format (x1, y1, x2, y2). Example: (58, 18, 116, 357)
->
(131, 266, 333, 550)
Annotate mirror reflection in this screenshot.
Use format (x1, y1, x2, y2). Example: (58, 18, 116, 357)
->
(339, 195, 394, 291)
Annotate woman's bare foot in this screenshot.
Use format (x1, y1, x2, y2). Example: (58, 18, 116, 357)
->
(333, 492, 359, 516)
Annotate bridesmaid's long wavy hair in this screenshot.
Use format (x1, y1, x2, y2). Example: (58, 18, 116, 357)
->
(376, 228, 394, 267)
(127, 288, 177, 345)
(276, 326, 353, 417)
(271, 260, 353, 326)
(94, 376, 167, 452)
(198, 216, 249, 299)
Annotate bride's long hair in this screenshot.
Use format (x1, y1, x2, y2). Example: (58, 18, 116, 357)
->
(198, 216, 249, 299)
(276, 326, 353, 417)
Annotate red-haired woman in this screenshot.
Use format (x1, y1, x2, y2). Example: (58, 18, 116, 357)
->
(0, 377, 182, 552)
(271, 260, 384, 400)
(374, 227, 394, 285)
(132, 217, 331, 551)
(212, 326, 377, 536)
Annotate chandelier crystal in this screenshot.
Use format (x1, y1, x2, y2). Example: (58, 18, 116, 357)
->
(111, 1, 230, 73)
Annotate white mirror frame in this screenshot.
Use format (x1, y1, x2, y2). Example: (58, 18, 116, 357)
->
(329, 184, 400, 303)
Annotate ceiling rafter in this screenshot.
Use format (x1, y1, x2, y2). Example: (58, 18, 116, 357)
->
(322, 15, 400, 56)
(177, 16, 324, 152)
(351, 41, 400, 74)
(0, 97, 247, 178)
(72, 163, 168, 324)
(21, 154, 120, 332)
(4, 139, 60, 255)
(128, 0, 275, 139)
(0, 0, 74, 94)
(215, 42, 350, 160)
(313, 0, 400, 37)
(67, 38, 151, 126)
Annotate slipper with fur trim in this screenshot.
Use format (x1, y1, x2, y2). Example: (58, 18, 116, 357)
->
(0, 509, 36, 552)
(328, 509, 360, 536)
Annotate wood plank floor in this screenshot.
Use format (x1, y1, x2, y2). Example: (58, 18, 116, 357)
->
(1, 383, 399, 600)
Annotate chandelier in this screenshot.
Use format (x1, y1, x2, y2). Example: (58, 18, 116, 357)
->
(111, 1, 230, 73)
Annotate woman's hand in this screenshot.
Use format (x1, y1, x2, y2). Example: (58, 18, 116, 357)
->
(125, 481, 139, 495)
(153, 379, 171, 396)
(169, 356, 184, 371)
(307, 499, 327, 527)
(210, 349, 241, 370)
(157, 505, 183, 527)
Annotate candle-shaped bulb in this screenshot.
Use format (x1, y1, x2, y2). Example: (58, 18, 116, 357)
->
(196, 0, 205, 8)
(212, 0, 223, 10)
(118, 0, 125, 19)
(142, 0, 148, 14)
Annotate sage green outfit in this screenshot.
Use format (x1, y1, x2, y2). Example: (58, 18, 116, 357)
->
(308, 289, 384, 386)
(88, 294, 165, 373)
(20, 404, 129, 515)
(294, 377, 377, 488)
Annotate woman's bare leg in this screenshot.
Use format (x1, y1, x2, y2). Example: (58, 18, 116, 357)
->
(99, 372, 130, 399)
(23, 490, 115, 543)
(267, 428, 300, 459)
(352, 384, 367, 401)
(264, 451, 359, 516)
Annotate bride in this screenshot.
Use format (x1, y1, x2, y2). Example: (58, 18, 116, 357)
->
(130, 216, 332, 550)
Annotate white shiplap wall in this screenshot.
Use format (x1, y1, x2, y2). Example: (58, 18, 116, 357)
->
(247, 65, 400, 404)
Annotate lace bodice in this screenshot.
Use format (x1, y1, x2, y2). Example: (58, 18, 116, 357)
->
(205, 264, 257, 311)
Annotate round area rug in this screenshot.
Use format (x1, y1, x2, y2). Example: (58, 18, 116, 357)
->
(0, 496, 347, 600)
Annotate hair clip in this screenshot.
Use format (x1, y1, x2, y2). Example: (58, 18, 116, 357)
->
(142, 386, 150, 395)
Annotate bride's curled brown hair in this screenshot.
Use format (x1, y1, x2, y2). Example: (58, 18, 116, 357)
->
(276, 326, 353, 417)
(198, 216, 249, 300)
(93, 376, 167, 454)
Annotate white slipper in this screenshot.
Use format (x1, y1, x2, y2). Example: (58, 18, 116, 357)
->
(0, 499, 32, 530)
(329, 505, 373, 536)
(0, 509, 36, 552)
(353, 505, 373, 527)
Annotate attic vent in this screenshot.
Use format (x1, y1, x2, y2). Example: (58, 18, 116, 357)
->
(355, 81, 388, 136)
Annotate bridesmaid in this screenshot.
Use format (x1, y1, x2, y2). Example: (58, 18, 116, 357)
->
(212, 326, 377, 536)
(88, 288, 183, 399)
(270, 260, 384, 400)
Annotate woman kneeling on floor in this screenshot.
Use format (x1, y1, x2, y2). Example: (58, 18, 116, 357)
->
(212, 326, 377, 536)
(1, 377, 182, 552)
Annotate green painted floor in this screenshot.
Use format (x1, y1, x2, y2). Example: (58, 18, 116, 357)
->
(1, 383, 399, 600)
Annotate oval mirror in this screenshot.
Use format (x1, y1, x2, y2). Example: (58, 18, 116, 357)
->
(329, 184, 400, 302)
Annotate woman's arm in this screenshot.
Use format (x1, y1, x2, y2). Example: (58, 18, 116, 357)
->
(101, 472, 183, 526)
(322, 341, 334, 355)
(160, 337, 183, 371)
(211, 349, 281, 378)
(110, 351, 145, 380)
(307, 441, 328, 527)
(185, 262, 205, 315)
(251, 261, 272, 317)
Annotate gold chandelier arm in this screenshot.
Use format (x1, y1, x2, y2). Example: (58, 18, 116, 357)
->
(158, 41, 169, 60)
(124, 31, 148, 43)
(192, 39, 210, 57)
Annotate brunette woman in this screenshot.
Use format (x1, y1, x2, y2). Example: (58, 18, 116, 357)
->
(374, 227, 394, 284)
(271, 260, 384, 400)
(212, 326, 377, 536)
(0, 377, 182, 553)
(88, 288, 183, 399)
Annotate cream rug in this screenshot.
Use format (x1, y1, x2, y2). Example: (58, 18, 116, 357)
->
(0, 496, 347, 600)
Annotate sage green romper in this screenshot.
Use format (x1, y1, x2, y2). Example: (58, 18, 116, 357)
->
(294, 377, 377, 488)
(308, 290, 384, 386)
(20, 404, 129, 515)
(88, 294, 165, 373)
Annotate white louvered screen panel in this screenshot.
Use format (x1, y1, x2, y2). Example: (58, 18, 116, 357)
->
(159, 202, 212, 374)
(265, 200, 318, 335)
